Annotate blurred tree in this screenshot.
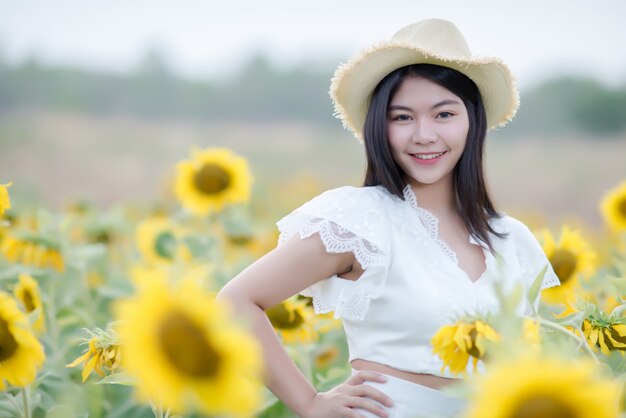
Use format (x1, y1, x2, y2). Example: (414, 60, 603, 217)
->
(505, 77, 626, 137)
(0, 51, 624, 137)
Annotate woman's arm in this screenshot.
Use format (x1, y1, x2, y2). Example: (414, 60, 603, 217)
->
(217, 233, 392, 418)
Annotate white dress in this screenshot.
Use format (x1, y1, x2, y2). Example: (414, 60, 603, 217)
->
(276, 184, 560, 417)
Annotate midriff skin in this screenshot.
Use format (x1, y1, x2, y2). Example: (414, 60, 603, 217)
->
(350, 359, 459, 390)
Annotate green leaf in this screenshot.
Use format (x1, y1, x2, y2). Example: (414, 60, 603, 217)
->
(94, 372, 136, 386)
(46, 405, 85, 418)
(155, 231, 176, 259)
(528, 264, 549, 315)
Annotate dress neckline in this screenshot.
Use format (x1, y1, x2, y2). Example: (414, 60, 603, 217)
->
(401, 184, 492, 284)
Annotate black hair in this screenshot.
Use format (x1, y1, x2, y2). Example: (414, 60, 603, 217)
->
(362, 63, 505, 252)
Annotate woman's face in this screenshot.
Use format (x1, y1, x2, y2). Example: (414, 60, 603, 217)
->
(387, 76, 469, 189)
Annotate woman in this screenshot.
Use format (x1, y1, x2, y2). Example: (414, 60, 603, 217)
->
(218, 18, 559, 418)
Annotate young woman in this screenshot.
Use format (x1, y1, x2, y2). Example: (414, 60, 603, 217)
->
(217, 18, 559, 418)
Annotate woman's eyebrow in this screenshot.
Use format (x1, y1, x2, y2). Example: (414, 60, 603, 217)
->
(388, 105, 412, 112)
(432, 99, 462, 109)
(388, 100, 462, 112)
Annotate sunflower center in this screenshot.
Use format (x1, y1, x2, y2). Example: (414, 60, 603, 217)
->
(158, 312, 220, 378)
(466, 329, 482, 358)
(155, 231, 176, 259)
(510, 395, 576, 418)
(23, 290, 35, 312)
(618, 197, 626, 218)
(550, 249, 577, 283)
(193, 164, 231, 195)
(0, 317, 18, 362)
(266, 304, 304, 330)
(91, 230, 112, 244)
(229, 235, 252, 246)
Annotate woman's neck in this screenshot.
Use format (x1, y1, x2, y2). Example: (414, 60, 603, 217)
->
(408, 176, 457, 216)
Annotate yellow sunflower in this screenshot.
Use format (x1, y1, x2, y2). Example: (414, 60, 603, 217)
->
(0, 292, 46, 389)
(0, 181, 12, 216)
(314, 345, 341, 370)
(136, 217, 191, 265)
(431, 319, 500, 376)
(13, 273, 45, 333)
(114, 272, 263, 417)
(174, 147, 252, 216)
(66, 327, 121, 382)
(220, 226, 278, 267)
(266, 298, 318, 344)
(581, 306, 626, 356)
(539, 226, 597, 305)
(0, 234, 64, 272)
(464, 355, 620, 418)
(600, 181, 626, 232)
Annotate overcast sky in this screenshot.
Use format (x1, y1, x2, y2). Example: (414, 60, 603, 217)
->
(1, 0, 625, 88)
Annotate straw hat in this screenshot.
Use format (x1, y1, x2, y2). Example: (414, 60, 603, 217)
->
(330, 18, 519, 142)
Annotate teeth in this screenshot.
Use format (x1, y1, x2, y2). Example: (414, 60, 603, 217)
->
(413, 152, 444, 160)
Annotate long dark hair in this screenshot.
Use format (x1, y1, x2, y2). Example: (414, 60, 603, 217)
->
(362, 64, 505, 251)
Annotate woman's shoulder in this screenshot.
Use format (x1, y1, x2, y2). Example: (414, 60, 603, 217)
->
(490, 213, 534, 237)
(297, 184, 398, 213)
(276, 184, 396, 249)
(490, 214, 546, 254)
(310, 184, 395, 200)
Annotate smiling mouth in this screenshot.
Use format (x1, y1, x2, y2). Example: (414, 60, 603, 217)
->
(411, 151, 447, 160)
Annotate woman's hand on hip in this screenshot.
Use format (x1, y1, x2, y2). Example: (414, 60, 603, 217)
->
(302, 370, 393, 418)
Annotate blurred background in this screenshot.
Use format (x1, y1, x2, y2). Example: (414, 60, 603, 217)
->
(1, 0, 625, 228)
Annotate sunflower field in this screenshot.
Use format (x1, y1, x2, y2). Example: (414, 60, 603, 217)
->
(2, 145, 626, 418)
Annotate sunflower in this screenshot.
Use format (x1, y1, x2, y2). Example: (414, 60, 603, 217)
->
(580, 305, 626, 356)
(464, 355, 620, 418)
(431, 319, 500, 376)
(539, 226, 597, 305)
(600, 181, 626, 232)
(87, 271, 105, 288)
(314, 345, 341, 370)
(174, 147, 252, 216)
(220, 226, 278, 267)
(0, 181, 12, 216)
(266, 298, 318, 344)
(114, 272, 263, 417)
(13, 273, 45, 333)
(66, 327, 121, 382)
(0, 233, 64, 272)
(0, 292, 46, 389)
(136, 217, 191, 265)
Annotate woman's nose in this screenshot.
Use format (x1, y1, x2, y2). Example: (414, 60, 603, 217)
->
(411, 120, 437, 144)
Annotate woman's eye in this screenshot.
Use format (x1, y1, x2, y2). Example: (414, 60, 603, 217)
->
(437, 111, 454, 119)
(390, 114, 412, 121)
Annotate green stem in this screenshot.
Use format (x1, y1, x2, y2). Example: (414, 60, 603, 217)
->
(536, 317, 599, 363)
(21, 387, 30, 418)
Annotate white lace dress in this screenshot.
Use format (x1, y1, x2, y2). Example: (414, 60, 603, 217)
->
(276, 184, 559, 378)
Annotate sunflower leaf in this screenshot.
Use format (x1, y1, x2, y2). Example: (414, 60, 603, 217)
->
(528, 264, 548, 316)
(94, 372, 136, 386)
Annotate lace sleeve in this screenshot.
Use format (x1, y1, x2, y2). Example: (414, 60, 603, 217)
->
(276, 186, 391, 320)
